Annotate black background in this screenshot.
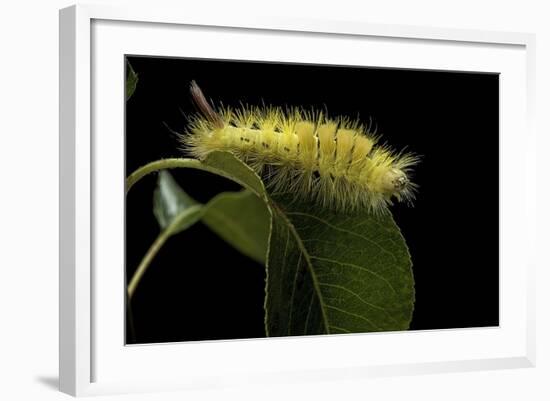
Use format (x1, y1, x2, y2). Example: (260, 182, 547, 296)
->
(125, 56, 499, 344)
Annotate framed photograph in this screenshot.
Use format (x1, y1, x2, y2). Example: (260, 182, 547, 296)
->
(59, 4, 536, 396)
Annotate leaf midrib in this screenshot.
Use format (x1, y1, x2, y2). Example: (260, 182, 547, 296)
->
(270, 202, 331, 334)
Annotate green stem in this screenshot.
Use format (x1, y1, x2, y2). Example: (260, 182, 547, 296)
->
(126, 158, 204, 299)
(127, 205, 204, 299)
(125, 154, 259, 298)
(126, 157, 254, 196)
(127, 226, 173, 299)
(126, 158, 203, 194)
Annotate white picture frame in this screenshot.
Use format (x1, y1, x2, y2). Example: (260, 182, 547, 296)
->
(59, 3, 536, 397)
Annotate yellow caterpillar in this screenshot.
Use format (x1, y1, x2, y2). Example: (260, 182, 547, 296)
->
(181, 81, 419, 214)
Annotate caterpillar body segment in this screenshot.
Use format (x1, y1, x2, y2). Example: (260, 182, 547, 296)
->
(182, 81, 419, 214)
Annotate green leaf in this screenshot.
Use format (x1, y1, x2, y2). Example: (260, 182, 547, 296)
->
(203, 190, 270, 264)
(129, 167, 270, 298)
(153, 169, 270, 263)
(127, 171, 203, 298)
(265, 196, 414, 336)
(200, 151, 266, 198)
(154, 170, 201, 234)
(126, 151, 414, 334)
(126, 60, 138, 100)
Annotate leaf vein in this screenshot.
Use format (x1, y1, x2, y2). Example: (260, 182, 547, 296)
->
(311, 255, 397, 293)
(286, 212, 397, 263)
(325, 305, 382, 330)
(272, 205, 331, 334)
(319, 282, 400, 325)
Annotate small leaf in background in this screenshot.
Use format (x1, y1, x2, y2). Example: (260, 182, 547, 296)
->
(127, 171, 202, 298)
(203, 190, 270, 264)
(153, 168, 270, 263)
(126, 60, 138, 101)
(130, 168, 269, 299)
(154, 170, 201, 233)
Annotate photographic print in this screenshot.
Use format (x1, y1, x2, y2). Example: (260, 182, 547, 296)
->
(125, 56, 499, 344)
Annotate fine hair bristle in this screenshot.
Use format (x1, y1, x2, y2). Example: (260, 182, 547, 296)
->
(181, 84, 420, 214)
(189, 81, 224, 130)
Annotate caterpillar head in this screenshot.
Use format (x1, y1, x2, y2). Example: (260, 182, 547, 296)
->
(381, 168, 414, 200)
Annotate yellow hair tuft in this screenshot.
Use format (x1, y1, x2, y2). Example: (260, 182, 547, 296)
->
(181, 83, 419, 214)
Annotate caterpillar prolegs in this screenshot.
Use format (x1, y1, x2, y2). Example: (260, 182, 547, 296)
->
(181, 81, 419, 214)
